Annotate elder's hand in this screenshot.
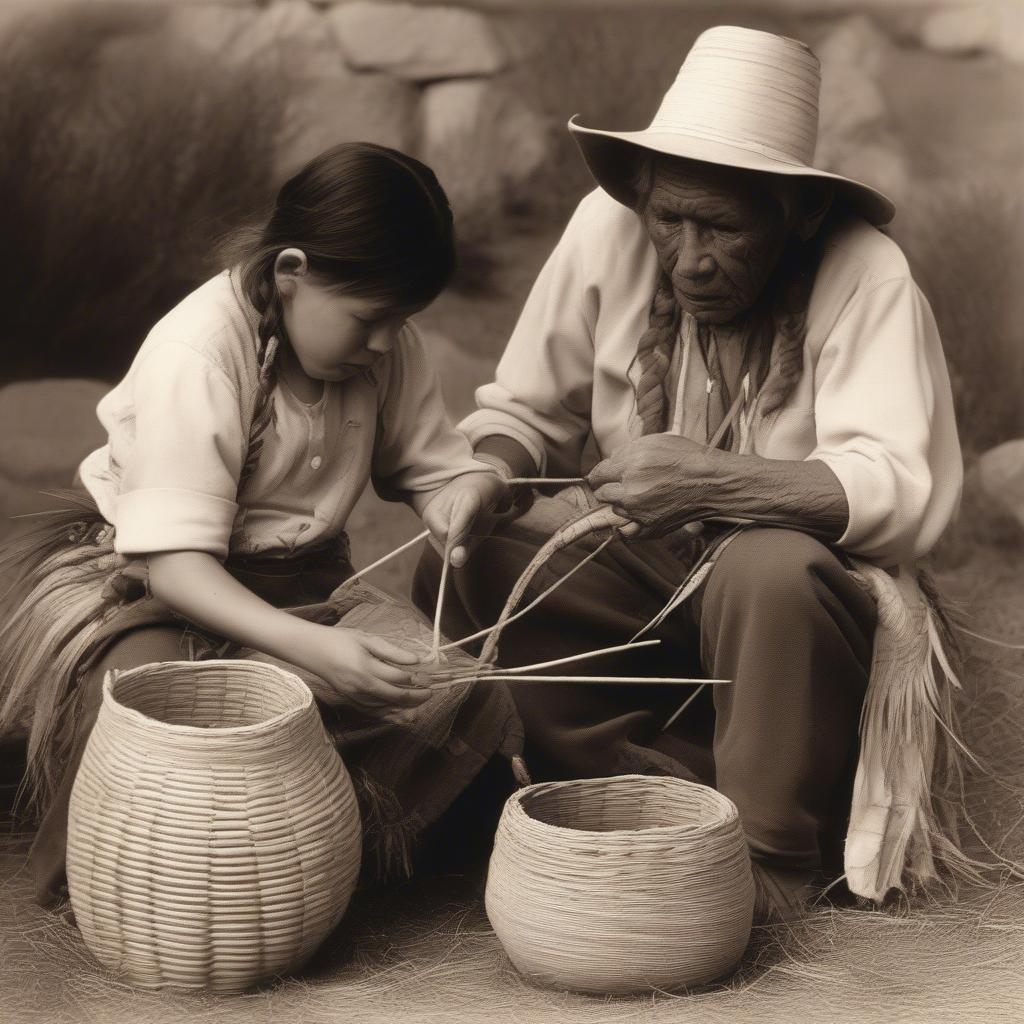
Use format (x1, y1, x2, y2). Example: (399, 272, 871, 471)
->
(421, 471, 512, 567)
(587, 434, 719, 536)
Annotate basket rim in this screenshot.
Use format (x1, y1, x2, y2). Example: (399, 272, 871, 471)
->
(507, 774, 740, 836)
(102, 659, 314, 737)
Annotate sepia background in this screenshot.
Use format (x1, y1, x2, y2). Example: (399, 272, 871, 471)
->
(0, 1, 1023, 1022)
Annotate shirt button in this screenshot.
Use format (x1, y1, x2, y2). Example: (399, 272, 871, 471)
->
(310, 455, 323, 470)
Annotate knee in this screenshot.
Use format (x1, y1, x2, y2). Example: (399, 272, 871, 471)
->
(705, 528, 847, 615)
(77, 626, 188, 719)
(90, 626, 190, 677)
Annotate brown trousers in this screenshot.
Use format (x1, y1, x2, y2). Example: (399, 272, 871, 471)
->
(414, 523, 877, 876)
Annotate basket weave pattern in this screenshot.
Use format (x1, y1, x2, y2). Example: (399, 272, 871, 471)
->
(66, 660, 361, 993)
(485, 775, 754, 994)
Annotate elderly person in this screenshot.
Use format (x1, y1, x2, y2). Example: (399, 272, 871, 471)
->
(415, 27, 962, 915)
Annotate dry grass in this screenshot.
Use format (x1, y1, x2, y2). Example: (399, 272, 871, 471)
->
(893, 176, 1024, 455)
(1, 539, 1022, 1023)
(0, 2, 283, 384)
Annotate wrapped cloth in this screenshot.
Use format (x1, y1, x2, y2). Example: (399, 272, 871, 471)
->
(0, 490, 522, 886)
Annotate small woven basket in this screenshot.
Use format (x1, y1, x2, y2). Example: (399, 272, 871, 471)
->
(485, 774, 755, 994)
(66, 660, 362, 994)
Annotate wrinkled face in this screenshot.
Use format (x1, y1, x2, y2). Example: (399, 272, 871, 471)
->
(281, 277, 419, 382)
(638, 158, 795, 325)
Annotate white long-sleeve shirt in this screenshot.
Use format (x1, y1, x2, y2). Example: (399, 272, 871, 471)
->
(461, 189, 962, 567)
(79, 271, 488, 559)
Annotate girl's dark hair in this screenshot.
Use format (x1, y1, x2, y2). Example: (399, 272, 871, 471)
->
(222, 142, 456, 495)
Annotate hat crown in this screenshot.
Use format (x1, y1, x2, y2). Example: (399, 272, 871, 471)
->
(649, 26, 821, 167)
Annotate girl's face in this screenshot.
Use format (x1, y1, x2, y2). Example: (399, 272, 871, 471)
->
(275, 250, 419, 382)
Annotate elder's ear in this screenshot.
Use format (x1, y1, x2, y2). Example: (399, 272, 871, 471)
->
(796, 181, 835, 241)
(273, 247, 308, 298)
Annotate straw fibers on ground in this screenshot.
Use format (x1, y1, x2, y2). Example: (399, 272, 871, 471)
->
(1, 536, 1023, 1024)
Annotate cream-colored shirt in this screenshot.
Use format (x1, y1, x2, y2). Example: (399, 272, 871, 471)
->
(80, 271, 488, 559)
(461, 189, 963, 567)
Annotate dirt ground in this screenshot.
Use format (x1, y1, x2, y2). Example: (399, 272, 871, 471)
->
(1, 544, 1022, 1024)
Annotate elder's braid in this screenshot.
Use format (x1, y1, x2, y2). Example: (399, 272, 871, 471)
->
(237, 275, 283, 495)
(758, 241, 819, 418)
(630, 271, 680, 435)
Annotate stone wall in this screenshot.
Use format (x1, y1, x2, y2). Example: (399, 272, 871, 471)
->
(155, 0, 1023, 235)
(1, 0, 1020, 379)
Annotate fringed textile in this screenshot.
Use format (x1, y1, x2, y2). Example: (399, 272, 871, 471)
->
(0, 492, 152, 814)
(1, 495, 523, 884)
(845, 561, 973, 901)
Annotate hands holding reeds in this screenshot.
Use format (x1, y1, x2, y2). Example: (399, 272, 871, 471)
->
(588, 434, 722, 536)
(420, 469, 516, 567)
(588, 434, 849, 540)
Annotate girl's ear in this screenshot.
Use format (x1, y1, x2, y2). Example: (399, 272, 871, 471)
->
(273, 247, 309, 298)
(796, 181, 835, 241)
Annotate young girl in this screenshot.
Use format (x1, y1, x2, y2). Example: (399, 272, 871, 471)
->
(0, 141, 515, 904)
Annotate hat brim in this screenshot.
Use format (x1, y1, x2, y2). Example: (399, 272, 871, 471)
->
(568, 115, 895, 227)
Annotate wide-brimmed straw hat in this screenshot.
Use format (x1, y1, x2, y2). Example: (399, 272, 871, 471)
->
(569, 25, 895, 225)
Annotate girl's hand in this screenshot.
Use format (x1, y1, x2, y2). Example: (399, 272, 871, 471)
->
(302, 625, 429, 713)
(421, 471, 511, 567)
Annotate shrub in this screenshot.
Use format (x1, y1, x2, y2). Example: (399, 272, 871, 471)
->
(893, 175, 1024, 455)
(0, 2, 284, 383)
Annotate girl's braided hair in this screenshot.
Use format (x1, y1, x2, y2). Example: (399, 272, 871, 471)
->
(628, 154, 832, 435)
(221, 142, 456, 493)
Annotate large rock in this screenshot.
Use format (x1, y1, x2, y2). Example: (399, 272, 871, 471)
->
(816, 16, 891, 137)
(816, 14, 891, 79)
(0, 379, 108, 486)
(273, 64, 418, 182)
(977, 439, 1024, 530)
(829, 138, 910, 208)
(167, 2, 255, 57)
(171, 0, 417, 184)
(327, 1, 507, 81)
(216, 0, 334, 68)
(817, 63, 888, 149)
(920, 3, 1024, 64)
(812, 15, 909, 207)
(419, 78, 553, 241)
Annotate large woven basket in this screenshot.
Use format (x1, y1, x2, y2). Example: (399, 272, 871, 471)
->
(66, 660, 362, 993)
(485, 775, 755, 994)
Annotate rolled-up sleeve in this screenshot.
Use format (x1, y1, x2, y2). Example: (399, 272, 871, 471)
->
(459, 200, 598, 475)
(114, 341, 245, 558)
(808, 275, 962, 565)
(372, 323, 491, 501)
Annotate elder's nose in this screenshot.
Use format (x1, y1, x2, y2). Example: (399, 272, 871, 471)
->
(674, 224, 717, 281)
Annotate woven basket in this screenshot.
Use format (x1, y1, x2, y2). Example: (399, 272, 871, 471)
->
(66, 660, 362, 993)
(485, 774, 755, 994)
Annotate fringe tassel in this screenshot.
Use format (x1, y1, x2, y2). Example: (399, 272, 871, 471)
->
(0, 494, 116, 814)
(844, 562, 976, 901)
(350, 767, 424, 882)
